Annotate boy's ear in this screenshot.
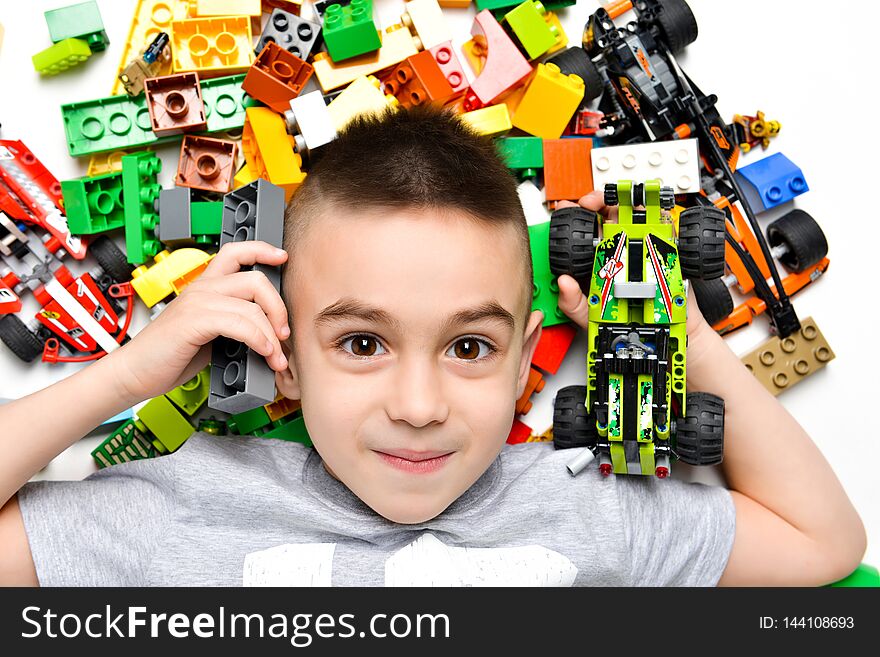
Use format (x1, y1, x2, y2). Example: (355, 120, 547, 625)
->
(516, 310, 544, 399)
(274, 341, 301, 401)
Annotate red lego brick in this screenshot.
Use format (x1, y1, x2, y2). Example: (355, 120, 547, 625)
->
(515, 366, 545, 416)
(506, 418, 533, 444)
(543, 138, 593, 202)
(241, 40, 314, 113)
(463, 10, 532, 110)
(382, 50, 455, 109)
(176, 135, 238, 194)
(144, 73, 207, 137)
(531, 322, 577, 375)
(428, 41, 468, 96)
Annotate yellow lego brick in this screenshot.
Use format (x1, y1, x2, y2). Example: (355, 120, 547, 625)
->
(512, 63, 584, 139)
(131, 248, 214, 307)
(401, 0, 452, 51)
(264, 395, 301, 422)
(87, 148, 153, 176)
(312, 24, 420, 92)
(233, 159, 258, 188)
(461, 103, 511, 137)
(171, 15, 254, 76)
(192, 0, 261, 16)
(110, 0, 190, 95)
(545, 11, 568, 55)
(741, 317, 835, 396)
(326, 75, 399, 131)
(461, 38, 483, 76)
(242, 107, 306, 200)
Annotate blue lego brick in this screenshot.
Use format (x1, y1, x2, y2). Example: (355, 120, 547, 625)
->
(734, 152, 808, 213)
(208, 179, 285, 414)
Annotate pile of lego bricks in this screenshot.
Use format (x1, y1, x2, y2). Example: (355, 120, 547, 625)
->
(1, 0, 834, 464)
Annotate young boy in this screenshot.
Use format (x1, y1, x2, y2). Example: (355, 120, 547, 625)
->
(0, 107, 865, 586)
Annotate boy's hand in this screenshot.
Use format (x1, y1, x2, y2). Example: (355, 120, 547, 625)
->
(107, 241, 290, 406)
(554, 191, 717, 369)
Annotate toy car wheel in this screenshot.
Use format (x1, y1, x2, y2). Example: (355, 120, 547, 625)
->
(655, 0, 699, 54)
(691, 278, 733, 326)
(603, 183, 618, 207)
(767, 209, 828, 273)
(549, 206, 597, 291)
(546, 46, 604, 102)
(89, 236, 134, 283)
(678, 206, 726, 280)
(0, 314, 46, 363)
(552, 385, 598, 450)
(675, 392, 724, 466)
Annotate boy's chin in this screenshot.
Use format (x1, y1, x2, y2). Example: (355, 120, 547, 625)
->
(367, 495, 451, 525)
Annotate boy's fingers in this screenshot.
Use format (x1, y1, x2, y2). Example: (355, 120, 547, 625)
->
(556, 274, 590, 330)
(198, 297, 288, 371)
(202, 271, 289, 338)
(202, 241, 288, 278)
(575, 190, 606, 213)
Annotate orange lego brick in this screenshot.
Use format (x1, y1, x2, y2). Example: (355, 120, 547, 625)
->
(170, 15, 254, 76)
(382, 50, 455, 108)
(144, 72, 207, 137)
(264, 395, 301, 422)
(242, 41, 314, 114)
(515, 366, 545, 415)
(438, 0, 471, 7)
(531, 322, 577, 375)
(543, 138, 593, 202)
(241, 106, 306, 200)
(176, 135, 238, 193)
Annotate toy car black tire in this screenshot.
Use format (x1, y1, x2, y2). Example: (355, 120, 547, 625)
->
(89, 235, 134, 283)
(655, 0, 699, 54)
(549, 206, 597, 291)
(546, 47, 604, 102)
(552, 385, 598, 450)
(767, 209, 828, 273)
(678, 206, 726, 280)
(691, 278, 733, 326)
(675, 391, 724, 466)
(0, 314, 45, 363)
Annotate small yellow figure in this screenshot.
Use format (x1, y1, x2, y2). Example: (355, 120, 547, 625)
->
(732, 110, 781, 153)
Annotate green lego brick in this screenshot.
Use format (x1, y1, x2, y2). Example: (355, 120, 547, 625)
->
(497, 136, 543, 178)
(502, 1, 558, 60)
(197, 417, 228, 435)
(323, 0, 382, 62)
(528, 220, 568, 327)
(122, 152, 163, 265)
(542, 0, 575, 10)
(201, 74, 261, 133)
(61, 170, 125, 235)
(44, 0, 109, 52)
(227, 405, 272, 435)
(476, 0, 520, 10)
(828, 563, 880, 587)
(191, 201, 223, 241)
(32, 38, 92, 76)
(91, 418, 158, 469)
(61, 93, 165, 157)
(165, 366, 210, 416)
(136, 394, 195, 453)
(261, 413, 312, 446)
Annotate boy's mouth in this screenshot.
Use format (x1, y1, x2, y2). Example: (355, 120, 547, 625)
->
(373, 449, 455, 474)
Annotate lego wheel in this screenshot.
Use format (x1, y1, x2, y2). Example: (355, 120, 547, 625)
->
(691, 278, 733, 326)
(546, 47, 604, 102)
(677, 206, 726, 280)
(552, 385, 598, 450)
(655, 0, 698, 54)
(675, 392, 724, 466)
(767, 209, 828, 273)
(549, 206, 597, 292)
(0, 314, 46, 363)
(89, 236, 134, 284)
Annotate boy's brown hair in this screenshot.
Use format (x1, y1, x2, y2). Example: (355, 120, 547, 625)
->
(282, 105, 533, 323)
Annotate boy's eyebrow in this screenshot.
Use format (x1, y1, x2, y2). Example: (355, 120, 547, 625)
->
(314, 298, 516, 332)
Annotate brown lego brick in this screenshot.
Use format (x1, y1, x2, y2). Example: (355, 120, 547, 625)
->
(741, 316, 835, 395)
(176, 135, 238, 193)
(144, 73, 207, 137)
(241, 40, 313, 113)
(542, 138, 593, 202)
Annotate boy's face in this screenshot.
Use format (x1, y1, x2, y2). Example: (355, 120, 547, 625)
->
(278, 207, 542, 524)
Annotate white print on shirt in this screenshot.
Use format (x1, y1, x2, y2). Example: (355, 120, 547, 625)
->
(243, 543, 336, 586)
(385, 533, 578, 586)
(241, 533, 578, 586)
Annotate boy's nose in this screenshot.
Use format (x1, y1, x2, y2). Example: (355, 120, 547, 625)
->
(385, 357, 450, 428)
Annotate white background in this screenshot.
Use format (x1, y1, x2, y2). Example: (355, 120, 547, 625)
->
(0, 0, 876, 567)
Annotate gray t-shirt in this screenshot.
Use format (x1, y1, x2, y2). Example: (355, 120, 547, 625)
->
(18, 432, 735, 586)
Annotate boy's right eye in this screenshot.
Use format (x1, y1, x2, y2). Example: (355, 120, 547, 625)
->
(336, 334, 387, 358)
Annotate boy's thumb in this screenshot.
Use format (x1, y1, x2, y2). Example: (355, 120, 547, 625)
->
(556, 274, 590, 330)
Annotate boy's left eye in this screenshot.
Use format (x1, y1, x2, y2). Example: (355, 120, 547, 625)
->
(446, 338, 494, 361)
